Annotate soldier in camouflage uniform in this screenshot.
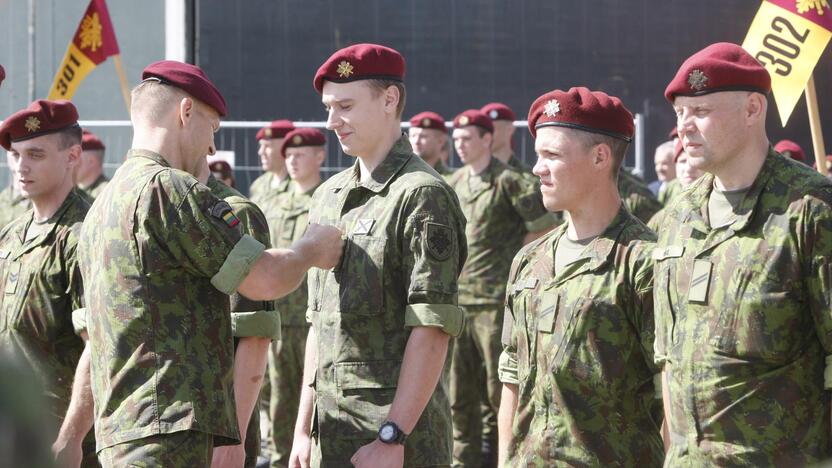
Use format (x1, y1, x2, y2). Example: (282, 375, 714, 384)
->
(481, 103, 528, 172)
(262, 127, 325, 468)
(447, 109, 555, 467)
(0, 154, 30, 231)
(618, 169, 662, 223)
(498, 87, 663, 467)
(648, 141, 704, 231)
(289, 43, 467, 468)
(408, 111, 453, 177)
(249, 120, 295, 204)
(656, 42, 832, 466)
(54, 61, 342, 468)
(203, 164, 281, 468)
(0, 100, 98, 466)
(75, 130, 109, 200)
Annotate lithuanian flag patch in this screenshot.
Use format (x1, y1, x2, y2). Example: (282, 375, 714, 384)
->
(222, 210, 240, 228)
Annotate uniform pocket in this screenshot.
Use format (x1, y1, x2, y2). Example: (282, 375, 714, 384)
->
(338, 236, 386, 316)
(335, 360, 401, 439)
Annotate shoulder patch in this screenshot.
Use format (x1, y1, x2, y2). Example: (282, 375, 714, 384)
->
(424, 221, 453, 261)
(210, 200, 240, 228)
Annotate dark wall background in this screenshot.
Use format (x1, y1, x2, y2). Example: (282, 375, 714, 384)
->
(193, 0, 832, 188)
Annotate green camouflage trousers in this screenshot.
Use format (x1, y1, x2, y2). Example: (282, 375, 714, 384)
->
(97, 430, 213, 468)
(450, 304, 503, 467)
(268, 326, 308, 467)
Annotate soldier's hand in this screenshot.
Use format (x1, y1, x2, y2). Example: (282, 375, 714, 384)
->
(350, 439, 404, 468)
(289, 432, 312, 468)
(302, 223, 344, 270)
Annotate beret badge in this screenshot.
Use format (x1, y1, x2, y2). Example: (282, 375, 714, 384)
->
(688, 69, 708, 91)
(336, 61, 354, 78)
(292, 134, 303, 145)
(543, 99, 560, 118)
(458, 115, 470, 126)
(24, 117, 41, 133)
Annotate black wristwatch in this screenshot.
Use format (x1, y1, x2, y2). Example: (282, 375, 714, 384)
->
(378, 421, 408, 445)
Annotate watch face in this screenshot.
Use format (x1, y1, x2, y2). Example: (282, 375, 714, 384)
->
(380, 424, 395, 441)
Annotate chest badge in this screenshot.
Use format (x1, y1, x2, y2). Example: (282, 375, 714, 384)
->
(353, 218, 375, 236)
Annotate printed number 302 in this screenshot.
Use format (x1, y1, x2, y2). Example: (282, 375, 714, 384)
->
(755, 16, 810, 77)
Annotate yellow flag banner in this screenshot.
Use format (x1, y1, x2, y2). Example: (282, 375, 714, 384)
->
(47, 0, 120, 100)
(742, 0, 832, 125)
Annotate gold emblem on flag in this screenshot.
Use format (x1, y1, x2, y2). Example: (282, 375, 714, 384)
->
(421, 118, 431, 127)
(79, 12, 104, 53)
(336, 61, 354, 78)
(543, 99, 560, 118)
(264, 128, 272, 138)
(796, 0, 830, 15)
(24, 117, 41, 133)
(688, 69, 708, 91)
(292, 134, 303, 145)
(459, 115, 470, 126)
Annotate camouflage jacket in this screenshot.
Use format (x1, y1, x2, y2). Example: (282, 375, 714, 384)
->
(207, 176, 280, 339)
(306, 136, 467, 466)
(448, 157, 555, 305)
(79, 149, 265, 451)
(250, 171, 291, 206)
(264, 183, 319, 327)
(0, 184, 31, 232)
(80, 174, 109, 200)
(653, 149, 832, 466)
(658, 178, 682, 206)
(619, 170, 662, 224)
(499, 206, 662, 467)
(0, 189, 88, 424)
(507, 153, 531, 173)
(432, 161, 454, 177)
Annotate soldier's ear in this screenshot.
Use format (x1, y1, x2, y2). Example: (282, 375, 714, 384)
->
(66, 143, 82, 167)
(592, 143, 612, 170)
(383, 85, 400, 115)
(178, 97, 194, 128)
(744, 92, 766, 124)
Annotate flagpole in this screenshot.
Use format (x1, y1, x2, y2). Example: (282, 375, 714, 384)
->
(112, 55, 131, 115)
(805, 75, 828, 176)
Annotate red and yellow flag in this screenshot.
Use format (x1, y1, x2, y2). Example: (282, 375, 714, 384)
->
(742, 0, 832, 125)
(47, 0, 120, 100)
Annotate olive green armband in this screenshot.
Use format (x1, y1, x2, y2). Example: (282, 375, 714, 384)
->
(404, 303, 465, 337)
(211, 234, 265, 295)
(498, 349, 519, 385)
(72, 308, 87, 336)
(232, 310, 281, 339)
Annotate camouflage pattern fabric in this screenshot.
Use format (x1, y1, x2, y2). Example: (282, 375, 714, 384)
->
(262, 184, 318, 467)
(208, 176, 280, 468)
(306, 135, 467, 467)
(250, 172, 291, 207)
(507, 153, 530, 173)
(0, 354, 55, 468)
(657, 178, 681, 206)
(0, 189, 88, 425)
(499, 206, 663, 467)
(0, 184, 31, 232)
(80, 174, 109, 201)
(97, 430, 213, 468)
(79, 149, 265, 452)
(432, 161, 455, 178)
(654, 148, 832, 466)
(618, 170, 662, 224)
(447, 157, 554, 306)
(449, 303, 503, 467)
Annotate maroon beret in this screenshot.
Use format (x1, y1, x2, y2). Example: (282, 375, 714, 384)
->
(674, 139, 685, 163)
(256, 120, 296, 141)
(481, 102, 516, 121)
(313, 43, 405, 94)
(664, 42, 771, 102)
(453, 109, 494, 133)
(0, 64, 5, 89)
(774, 139, 805, 162)
(527, 87, 634, 141)
(409, 111, 446, 132)
(142, 60, 227, 117)
(281, 128, 326, 158)
(0, 99, 79, 151)
(209, 160, 233, 179)
(81, 129, 105, 151)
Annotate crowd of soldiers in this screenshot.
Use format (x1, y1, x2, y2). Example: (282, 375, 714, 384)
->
(0, 38, 831, 468)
